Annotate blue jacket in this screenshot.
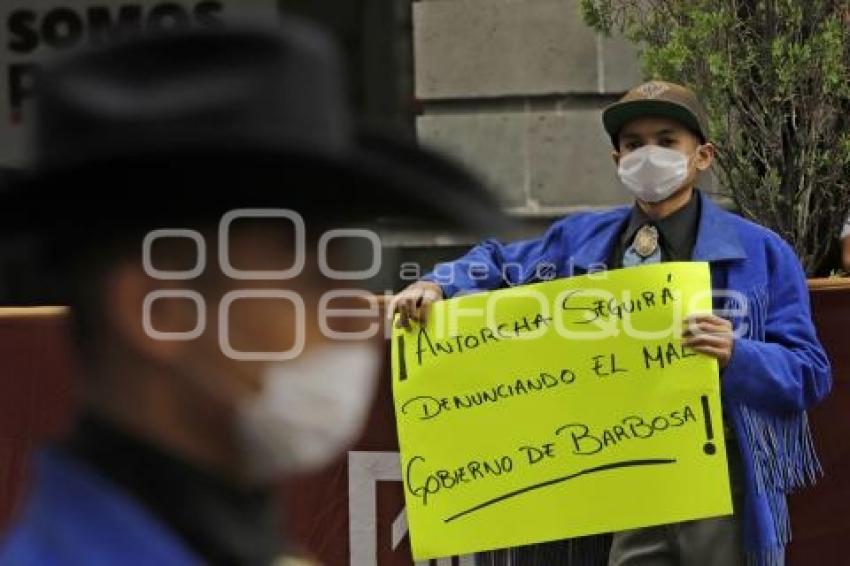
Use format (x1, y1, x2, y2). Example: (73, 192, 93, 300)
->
(423, 191, 831, 565)
(0, 449, 201, 566)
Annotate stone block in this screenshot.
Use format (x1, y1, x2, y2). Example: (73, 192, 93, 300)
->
(528, 109, 630, 207)
(414, 0, 598, 99)
(416, 112, 528, 207)
(600, 34, 642, 93)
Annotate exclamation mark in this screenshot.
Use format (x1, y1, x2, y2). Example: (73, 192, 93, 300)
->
(701, 395, 716, 455)
(397, 335, 407, 381)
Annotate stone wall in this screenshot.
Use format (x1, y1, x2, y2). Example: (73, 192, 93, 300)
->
(412, 0, 643, 216)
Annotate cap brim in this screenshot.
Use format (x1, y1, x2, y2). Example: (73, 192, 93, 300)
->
(602, 99, 705, 146)
(0, 133, 511, 245)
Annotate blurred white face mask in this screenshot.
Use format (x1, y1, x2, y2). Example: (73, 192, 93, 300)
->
(236, 342, 381, 480)
(617, 145, 692, 203)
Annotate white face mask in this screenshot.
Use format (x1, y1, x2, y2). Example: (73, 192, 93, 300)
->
(617, 145, 693, 203)
(236, 342, 381, 480)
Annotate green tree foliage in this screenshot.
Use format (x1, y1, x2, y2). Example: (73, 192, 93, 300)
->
(581, 0, 850, 274)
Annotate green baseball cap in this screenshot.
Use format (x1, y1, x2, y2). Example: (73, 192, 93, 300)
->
(602, 81, 710, 148)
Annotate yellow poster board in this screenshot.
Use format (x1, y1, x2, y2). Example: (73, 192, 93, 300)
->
(391, 262, 732, 560)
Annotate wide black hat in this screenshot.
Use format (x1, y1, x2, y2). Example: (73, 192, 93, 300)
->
(2, 20, 504, 241)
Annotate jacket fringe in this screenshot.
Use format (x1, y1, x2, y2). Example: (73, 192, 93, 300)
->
(732, 288, 822, 566)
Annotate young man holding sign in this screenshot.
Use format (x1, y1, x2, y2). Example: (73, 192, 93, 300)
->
(394, 81, 831, 565)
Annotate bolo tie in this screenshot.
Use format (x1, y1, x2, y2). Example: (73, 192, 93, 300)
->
(622, 223, 661, 267)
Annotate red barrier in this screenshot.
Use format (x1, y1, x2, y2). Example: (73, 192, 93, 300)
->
(786, 283, 850, 564)
(0, 309, 74, 532)
(0, 284, 848, 565)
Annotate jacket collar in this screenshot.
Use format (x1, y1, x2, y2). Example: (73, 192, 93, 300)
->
(571, 206, 631, 273)
(691, 191, 747, 262)
(571, 190, 747, 272)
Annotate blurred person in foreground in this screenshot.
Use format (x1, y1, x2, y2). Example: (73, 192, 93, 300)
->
(0, 22, 500, 566)
(394, 81, 831, 565)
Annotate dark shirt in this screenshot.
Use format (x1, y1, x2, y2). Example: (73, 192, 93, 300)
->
(606, 191, 738, 443)
(64, 413, 286, 566)
(609, 191, 702, 268)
